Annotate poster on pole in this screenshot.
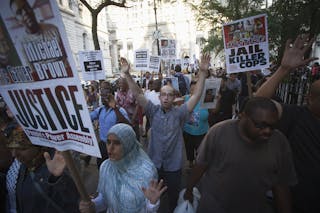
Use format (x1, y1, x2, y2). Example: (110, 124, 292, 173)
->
(148, 55, 161, 72)
(164, 76, 179, 92)
(182, 58, 190, 71)
(134, 49, 149, 71)
(200, 78, 222, 109)
(79, 50, 105, 81)
(160, 39, 176, 59)
(175, 59, 182, 68)
(222, 14, 269, 74)
(0, 0, 100, 157)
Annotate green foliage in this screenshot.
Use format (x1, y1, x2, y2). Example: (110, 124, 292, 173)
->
(192, 0, 320, 63)
(268, 0, 320, 62)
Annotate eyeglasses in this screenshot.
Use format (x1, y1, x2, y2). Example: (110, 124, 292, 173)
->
(160, 92, 174, 98)
(249, 118, 275, 130)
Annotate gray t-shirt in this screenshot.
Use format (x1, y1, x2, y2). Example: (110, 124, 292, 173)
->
(196, 120, 297, 213)
(145, 101, 189, 171)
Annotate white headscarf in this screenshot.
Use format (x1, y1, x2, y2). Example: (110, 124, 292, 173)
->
(98, 123, 157, 213)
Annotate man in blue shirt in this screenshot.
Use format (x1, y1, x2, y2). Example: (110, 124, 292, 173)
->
(90, 81, 130, 168)
(121, 53, 210, 212)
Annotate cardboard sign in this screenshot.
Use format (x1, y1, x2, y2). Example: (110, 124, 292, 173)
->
(79, 50, 105, 81)
(222, 14, 269, 73)
(134, 49, 149, 71)
(182, 58, 190, 71)
(0, 0, 100, 157)
(148, 55, 161, 72)
(164, 77, 179, 92)
(160, 39, 176, 59)
(200, 78, 222, 109)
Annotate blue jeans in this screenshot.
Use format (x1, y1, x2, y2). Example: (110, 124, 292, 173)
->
(157, 168, 181, 213)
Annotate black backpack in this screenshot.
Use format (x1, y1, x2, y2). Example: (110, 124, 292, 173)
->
(175, 73, 187, 96)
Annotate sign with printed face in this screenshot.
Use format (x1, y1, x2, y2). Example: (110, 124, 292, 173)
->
(163, 76, 179, 92)
(160, 39, 176, 59)
(134, 49, 149, 71)
(79, 50, 105, 81)
(182, 58, 190, 71)
(0, 0, 100, 157)
(222, 14, 269, 74)
(200, 78, 222, 109)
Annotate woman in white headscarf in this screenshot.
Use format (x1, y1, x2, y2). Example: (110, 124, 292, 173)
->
(79, 123, 167, 213)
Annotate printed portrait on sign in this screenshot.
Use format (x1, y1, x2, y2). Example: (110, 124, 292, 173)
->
(9, 0, 73, 81)
(204, 88, 216, 103)
(160, 39, 168, 48)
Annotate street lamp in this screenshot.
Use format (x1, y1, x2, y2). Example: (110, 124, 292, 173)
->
(153, 0, 160, 56)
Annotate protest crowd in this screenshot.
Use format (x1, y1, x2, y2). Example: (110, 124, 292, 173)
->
(0, 1, 319, 212)
(1, 33, 320, 213)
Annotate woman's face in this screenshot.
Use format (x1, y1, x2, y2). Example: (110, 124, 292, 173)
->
(106, 134, 123, 161)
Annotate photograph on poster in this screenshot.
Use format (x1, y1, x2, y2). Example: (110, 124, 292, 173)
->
(204, 88, 216, 103)
(223, 14, 269, 74)
(8, 0, 73, 81)
(164, 77, 179, 92)
(0, 0, 100, 157)
(200, 78, 222, 109)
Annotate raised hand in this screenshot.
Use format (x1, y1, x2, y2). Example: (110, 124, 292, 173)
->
(120, 57, 130, 74)
(183, 188, 194, 203)
(79, 200, 95, 213)
(281, 34, 317, 71)
(142, 179, 168, 204)
(199, 53, 211, 73)
(44, 150, 66, 177)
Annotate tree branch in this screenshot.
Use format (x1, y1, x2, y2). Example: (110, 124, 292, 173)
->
(96, 0, 128, 14)
(79, 0, 94, 13)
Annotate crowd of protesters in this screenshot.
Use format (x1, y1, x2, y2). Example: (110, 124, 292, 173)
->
(1, 34, 320, 213)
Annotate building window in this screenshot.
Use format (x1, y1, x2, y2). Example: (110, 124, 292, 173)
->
(83, 33, 87, 50)
(68, 0, 73, 9)
(78, 3, 83, 17)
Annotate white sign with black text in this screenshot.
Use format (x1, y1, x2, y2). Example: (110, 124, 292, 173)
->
(148, 55, 161, 72)
(134, 49, 149, 71)
(79, 50, 105, 81)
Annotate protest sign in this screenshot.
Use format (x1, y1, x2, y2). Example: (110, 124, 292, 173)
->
(182, 58, 190, 71)
(148, 55, 161, 72)
(169, 59, 176, 70)
(160, 39, 176, 59)
(175, 59, 182, 68)
(164, 76, 179, 92)
(200, 78, 222, 109)
(134, 49, 149, 71)
(79, 50, 105, 81)
(0, 0, 100, 158)
(222, 14, 269, 74)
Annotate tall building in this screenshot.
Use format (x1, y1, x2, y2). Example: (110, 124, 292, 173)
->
(106, 0, 208, 73)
